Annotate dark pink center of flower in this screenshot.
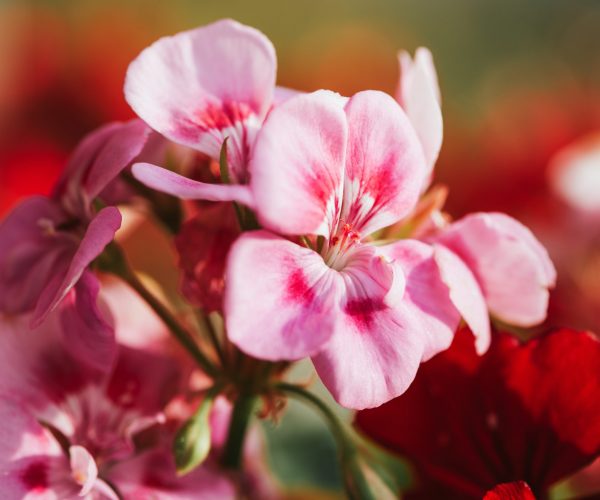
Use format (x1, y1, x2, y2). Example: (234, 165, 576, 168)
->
(21, 461, 49, 491)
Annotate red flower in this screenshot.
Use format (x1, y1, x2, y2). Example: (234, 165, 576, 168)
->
(355, 327, 600, 499)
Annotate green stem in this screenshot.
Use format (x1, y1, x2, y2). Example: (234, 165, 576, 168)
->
(221, 392, 257, 469)
(101, 243, 217, 377)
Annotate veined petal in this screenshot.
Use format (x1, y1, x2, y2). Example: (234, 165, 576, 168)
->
(437, 213, 556, 326)
(125, 19, 276, 181)
(132, 163, 255, 206)
(433, 244, 491, 354)
(342, 90, 427, 237)
(251, 91, 347, 237)
(312, 245, 428, 409)
(396, 48, 443, 179)
(382, 239, 460, 362)
(32, 207, 122, 327)
(225, 231, 341, 360)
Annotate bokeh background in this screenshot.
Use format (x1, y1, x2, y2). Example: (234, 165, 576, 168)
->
(1, 1, 599, 497)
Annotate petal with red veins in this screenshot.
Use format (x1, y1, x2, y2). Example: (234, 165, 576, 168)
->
(396, 48, 443, 179)
(132, 163, 255, 206)
(433, 244, 491, 354)
(437, 212, 556, 327)
(60, 272, 116, 373)
(312, 245, 429, 409)
(32, 206, 122, 326)
(251, 91, 347, 237)
(342, 90, 427, 236)
(125, 19, 276, 181)
(382, 239, 460, 361)
(225, 231, 342, 360)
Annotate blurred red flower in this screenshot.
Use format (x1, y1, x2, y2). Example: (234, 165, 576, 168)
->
(355, 327, 600, 499)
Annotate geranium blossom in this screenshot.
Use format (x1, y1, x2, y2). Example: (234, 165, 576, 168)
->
(0, 281, 234, 499)
(125, 18, 278, 207)
(225, 89, 461, 409)
(0, 119, 148, 328)
(355, 327, 600, 498)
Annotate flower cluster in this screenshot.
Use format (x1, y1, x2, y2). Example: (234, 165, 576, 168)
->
(0, 17, 596, 499)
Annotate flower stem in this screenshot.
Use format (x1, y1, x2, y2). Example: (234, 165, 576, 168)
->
(100, 242, 217, 377)
(221, 392, 257, 469)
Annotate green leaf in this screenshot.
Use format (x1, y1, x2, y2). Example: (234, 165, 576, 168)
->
(173, 391, 218, 475)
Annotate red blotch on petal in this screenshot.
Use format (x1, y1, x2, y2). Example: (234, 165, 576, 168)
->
(285, 269, 315, 303)
(344, 298, 385, 331)
(21, 461, 49, 491)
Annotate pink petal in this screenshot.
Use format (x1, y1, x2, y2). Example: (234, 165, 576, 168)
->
(132, 163, 254, 206)
(250, 91, 347, 236)
(106, 448, 235, 500)
(0, 196, 72, 315)
(433, 244, 491, 354)
(381, 239, 460, 361)
(273, 85, 302, 106)
(312, 244, 428, 409)
(312, 300, 425, 410)
(396, 48, 443, 179)
(225, 231, 341, 360)
(69, 446, 98, 496)
(0, 399, 65, 498)
(125, 19, 276, 182)
(32, 206, 122, 327)
(342, 90, 427, 236)
(60, 272, 117, 373)
(437, 213, 556, 326)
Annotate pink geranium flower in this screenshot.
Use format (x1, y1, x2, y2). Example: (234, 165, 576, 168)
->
(125, 19, 278, 207)
(0, 281, 234, 499)
(225, 89, 462, 409)
(0, 119, 149, 328)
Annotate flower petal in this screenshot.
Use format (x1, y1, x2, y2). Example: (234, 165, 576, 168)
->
(69, 446, 98, 496)
(0, 196, 72, 315)
(125, 19, 276, 181)
(396, 48, 443, 179)
(437, 213, 556, 326)
(312, 245, 429, 409)
(250, 90, 347, 236)
(32, 206, 122, 326)
(59, 272, 117, 374)
(132, 163, 254, 206)
(342, 90, 427, 236)
(225, 231, 341, 360)
(382, 239, 460, 361)
(483, 481, 536, 500)
(0, 400, 66, 498)
(433, 244, 491, 354)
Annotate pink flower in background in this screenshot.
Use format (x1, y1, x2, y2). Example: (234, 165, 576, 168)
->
(0, 119, 149, 327)
(396, 47, 443, 182)
(225, 89, 459, 409)
(125, 18, 277, 207)
(0, 281, 234, 499)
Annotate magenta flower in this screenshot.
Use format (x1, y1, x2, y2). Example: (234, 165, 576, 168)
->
(125, 19, 278, 207)
(0, 119, 149, 328)
(0, 283, 234, 499)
